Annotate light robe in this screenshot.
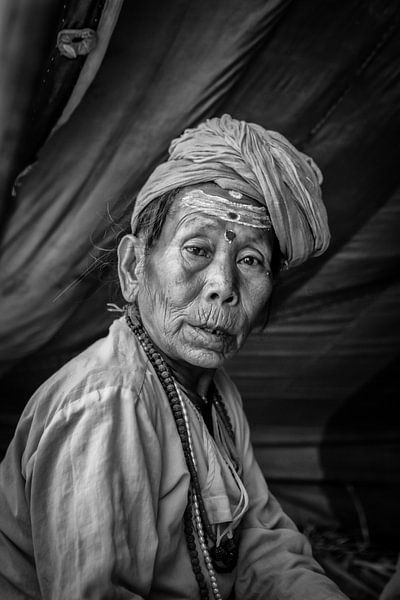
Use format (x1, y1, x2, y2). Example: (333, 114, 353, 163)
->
(0, 317, 348, 599)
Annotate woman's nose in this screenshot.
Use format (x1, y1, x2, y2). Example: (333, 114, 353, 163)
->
(204, 259, 239, 306)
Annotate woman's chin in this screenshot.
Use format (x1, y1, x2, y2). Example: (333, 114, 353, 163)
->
(181, 347, 234, 370)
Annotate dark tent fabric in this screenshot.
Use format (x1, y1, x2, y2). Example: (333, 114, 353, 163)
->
(1, 1, 400, 596)
(0, 0, 292, 364)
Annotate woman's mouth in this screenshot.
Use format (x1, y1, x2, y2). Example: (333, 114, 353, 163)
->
(186, 323, 236, 351)
(200, 326, 226, 337)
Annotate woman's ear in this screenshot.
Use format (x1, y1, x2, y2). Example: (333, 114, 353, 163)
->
(117, 234, 146, 302)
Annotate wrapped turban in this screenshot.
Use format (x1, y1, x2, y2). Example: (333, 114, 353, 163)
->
(131, 114, 330, 268)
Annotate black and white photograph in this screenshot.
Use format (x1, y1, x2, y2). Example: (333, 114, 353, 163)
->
(0, 1, 399, 598)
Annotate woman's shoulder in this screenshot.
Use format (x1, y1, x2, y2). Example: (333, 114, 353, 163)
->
(13, 317, 156, 448)
(38, 317, 147, 403)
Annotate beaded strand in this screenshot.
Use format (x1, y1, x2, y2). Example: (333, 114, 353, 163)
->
(176, 387, 223, 599)
(192, 491, 223, 600)
(213, 391, 235, 443)
(125, 305, 242, 594)
(176, 386, 219, 540)
(126, 309, 216, 539)
(125, 308, 223, 596)
(184, 496, 210, 599)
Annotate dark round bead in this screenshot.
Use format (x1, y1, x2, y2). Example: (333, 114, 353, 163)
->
(199, 581, 208, 590)
(192, 563, 201, 573)
(191, 472, 200, 485)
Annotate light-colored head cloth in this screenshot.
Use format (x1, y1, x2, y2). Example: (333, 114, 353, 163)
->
(131, 114, 330, 268)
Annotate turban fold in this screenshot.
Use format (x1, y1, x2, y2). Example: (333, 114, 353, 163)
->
(131, 114, 330, 268)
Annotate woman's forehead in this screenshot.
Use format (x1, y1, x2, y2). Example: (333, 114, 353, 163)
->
(170, 184, 271, 230)
(165, 190, 274, 248)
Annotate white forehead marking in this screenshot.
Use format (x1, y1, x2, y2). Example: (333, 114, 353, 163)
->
(180, 189, 272, 230)
(228, 190, 243, 200)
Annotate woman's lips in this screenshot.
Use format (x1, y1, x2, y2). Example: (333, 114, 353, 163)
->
(186, 323, 235, 349)
(199, 325, 225, 337)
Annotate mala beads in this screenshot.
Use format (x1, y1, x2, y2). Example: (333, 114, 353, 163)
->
(179, 393, 222, 599)
(184, 498, 210, 599)
(125, 305, 243, 597)
(192, 491, 222, 600)
(125, 307, 228, 598)
(213, 391, 235, 442)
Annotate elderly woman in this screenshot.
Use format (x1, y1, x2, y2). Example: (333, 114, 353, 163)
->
(0, 115, 348, 599)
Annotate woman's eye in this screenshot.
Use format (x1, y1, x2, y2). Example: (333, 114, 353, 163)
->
(185, 246, 210, 258)
(239, 255, 261, 267)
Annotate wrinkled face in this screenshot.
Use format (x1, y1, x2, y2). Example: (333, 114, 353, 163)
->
(134, 188, 275, 370)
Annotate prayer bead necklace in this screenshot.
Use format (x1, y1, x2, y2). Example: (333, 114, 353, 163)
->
(125, 305, 240, 598)
(178, 389, 222, 599)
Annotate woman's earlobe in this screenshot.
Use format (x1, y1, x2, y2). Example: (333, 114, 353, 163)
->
(117, 234, 144, 302)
